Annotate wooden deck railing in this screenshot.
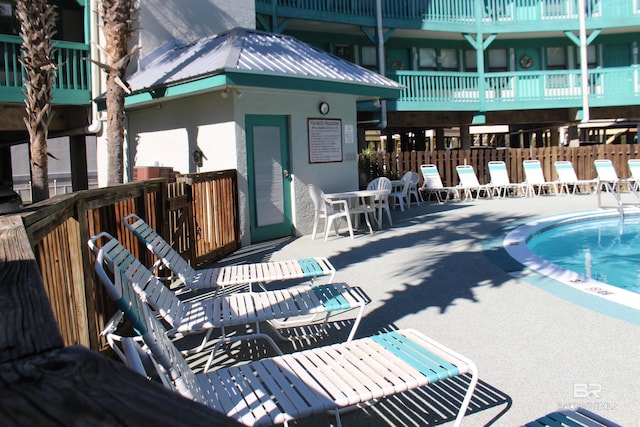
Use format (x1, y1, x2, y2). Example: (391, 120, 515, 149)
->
(0, 215, 239, 425)
(9, 171, 239, 352)
(360, 145, 640, 188)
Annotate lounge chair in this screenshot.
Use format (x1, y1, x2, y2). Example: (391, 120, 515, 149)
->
(420, 164, 460, 203)
(524, 407, 623, 427)
(88, 232, 366, 369)
(594, 159, 629, 193)
(554, 161, 597, 194)
(456, 164, 492, 200)
(123, 213, 336, 293)
(522, 159, 557, 196)
(95, 251, 479, 427)
(627, 159, 640, 192)
(488, 161, 526, 197)
(594, 159, 640, 208)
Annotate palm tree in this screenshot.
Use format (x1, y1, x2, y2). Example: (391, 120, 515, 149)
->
(15, 0, 57, 203)
(99, 0, 139, 185)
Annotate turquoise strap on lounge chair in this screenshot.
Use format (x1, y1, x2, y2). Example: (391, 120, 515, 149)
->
(556, 163, 572, 171)
(313, 284, 349, 312)
(297, 258, 323, 278)
(370, 331, 460, 382)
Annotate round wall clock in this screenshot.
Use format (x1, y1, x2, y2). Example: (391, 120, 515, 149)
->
(319, 102, 330, 115)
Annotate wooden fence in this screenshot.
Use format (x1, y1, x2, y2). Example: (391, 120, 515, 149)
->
(12, 170, 239, 352)
(359, 145, 640, 188)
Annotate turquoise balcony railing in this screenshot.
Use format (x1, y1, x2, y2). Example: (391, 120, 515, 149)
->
(393, 67, 640, 112)
(0, 34, 91, 105)
(256, 0, 640, 32)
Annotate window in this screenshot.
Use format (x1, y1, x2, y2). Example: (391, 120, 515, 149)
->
(361, 46, 377, 70)
(419, 48, 437, 70)
(465, 50, 477, 71)
(546, 47, 566, 70)
(576, 44, 597, 68)
(440, 49, 458, 71)
(0, 2, 17, 35)
(334, 44, 353, 62)
(487, 48, 507, 72)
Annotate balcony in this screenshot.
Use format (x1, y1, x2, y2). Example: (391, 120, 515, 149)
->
(390, 67, 640, 112)
(256, 0, 640, 33)
(0, 34, 91, 105)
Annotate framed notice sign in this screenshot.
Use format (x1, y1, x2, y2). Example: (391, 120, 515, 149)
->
(308, 118, 343, 163)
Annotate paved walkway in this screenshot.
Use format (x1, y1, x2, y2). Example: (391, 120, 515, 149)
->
(207, 194, 640, 426)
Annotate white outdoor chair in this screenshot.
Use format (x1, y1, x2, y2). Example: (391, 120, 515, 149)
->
(488, 161, 527, 197)
(594, 159, 629, 193)
(419, 164, 460, 203)
(522, 159, 557, 196)
(366, 176, 393, 226)
(96, 253, 479, 427)
(308, 184, 354, 241)
(89, 232, 367, 370)
(627, 159, 640, 192)
(456, 164, 492, 200)
(554, 161, 597, 194)
(407, 171, 422, 207)
(123, 213, 336, 294)
(389, 172, 412, 211)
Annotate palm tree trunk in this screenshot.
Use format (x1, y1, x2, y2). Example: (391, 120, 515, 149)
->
(100, 0, 139, 186)
(16, 0, 57, 203)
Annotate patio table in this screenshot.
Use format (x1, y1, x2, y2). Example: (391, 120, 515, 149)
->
(325, 189, 390, 230)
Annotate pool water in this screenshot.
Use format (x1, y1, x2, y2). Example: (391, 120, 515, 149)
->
(526, 215, 640, 295)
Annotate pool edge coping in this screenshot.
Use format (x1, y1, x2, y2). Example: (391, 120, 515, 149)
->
(483, 208, 640, 326)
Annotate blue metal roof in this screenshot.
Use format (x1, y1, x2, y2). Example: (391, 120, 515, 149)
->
(126, 27, 402, 98)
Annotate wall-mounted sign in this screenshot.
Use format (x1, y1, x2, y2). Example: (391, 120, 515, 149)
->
(308, 118, 343, 163)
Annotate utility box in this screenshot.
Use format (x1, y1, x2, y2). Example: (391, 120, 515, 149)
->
(133, 166, 175, 181)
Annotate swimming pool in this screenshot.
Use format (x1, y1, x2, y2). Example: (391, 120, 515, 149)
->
(503, 209, 640, 311)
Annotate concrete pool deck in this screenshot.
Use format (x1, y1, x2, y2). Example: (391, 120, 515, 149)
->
(202, 194, 640, 426)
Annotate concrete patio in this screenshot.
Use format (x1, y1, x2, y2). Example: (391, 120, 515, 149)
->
(195, 193, 640, 426)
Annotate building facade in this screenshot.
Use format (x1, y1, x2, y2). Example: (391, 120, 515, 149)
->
(255, 0, 640, 149)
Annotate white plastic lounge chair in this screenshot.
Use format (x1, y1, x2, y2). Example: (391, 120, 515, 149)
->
(389, 171, 412, 211)
(522, 159, 557, 196)
(594, 159, 640, 207)
(627, 159, 640, 191)
(123, 213, 336, 293)
(308, 184, 354, 241)
(366, 177, 393, 226)
(488, 161, 526, 197)
(554, 161, 597, 195)
(96, 255, 479, 427)
(88, 232, 366, 366)
(594, 159, 629, 193)
(456, 165, 492, 200)
(419, 164, 460, 203)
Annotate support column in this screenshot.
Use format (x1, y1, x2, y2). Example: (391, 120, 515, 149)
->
(550, 127, 560, 146)
(567, 125, 580, 146)
(435, 128, 445, 150)
(460, 125, 471, 150)
(70, 135, 89, 191)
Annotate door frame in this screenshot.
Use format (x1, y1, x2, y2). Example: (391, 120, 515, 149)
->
(245, 114, 292, 243)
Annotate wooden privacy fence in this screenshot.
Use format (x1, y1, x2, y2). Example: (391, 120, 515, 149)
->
(10, 170, 239, 352)
(360, 145, 640, 187)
